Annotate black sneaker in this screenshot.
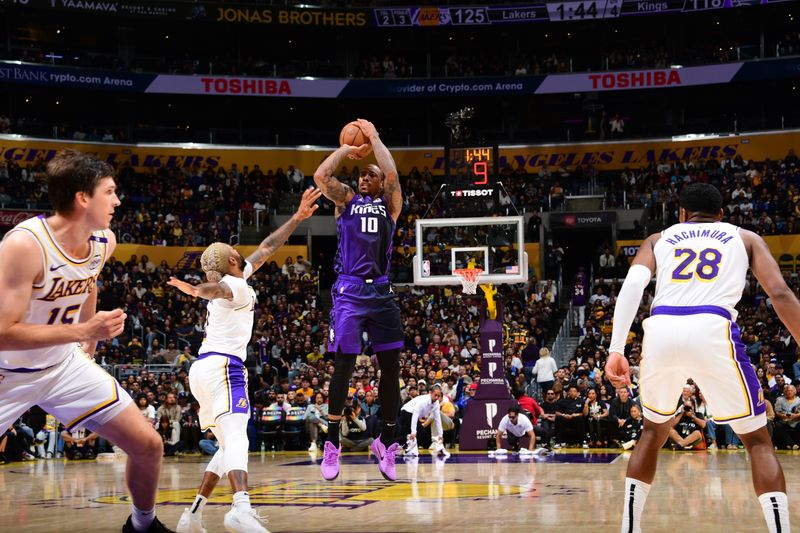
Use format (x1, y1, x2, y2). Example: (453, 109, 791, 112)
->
(122, 515, 176, 533)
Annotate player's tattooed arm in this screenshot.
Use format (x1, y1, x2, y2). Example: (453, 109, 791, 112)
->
(167, 277, 233, 301)
(247, 188, 321, 272)
(314, 146, 356, 211)
(357, 119, 401, 222)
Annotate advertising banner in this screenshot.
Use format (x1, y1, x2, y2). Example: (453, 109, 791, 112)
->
(459, 307, 516, 451)
(550, 212, 618, 229)
(2, 129, 798, 174)
(535, 63, 742, 94)
(0, 208, 50, 227)
(2, 0, 790, 26)
(144, 75, 349, 98)
(4, 0, 371, 27)
(2, 58, 800, 98)
(339, 77, 541, 98)
(0, 62, 154, 92)
(112, 244, 308, 270)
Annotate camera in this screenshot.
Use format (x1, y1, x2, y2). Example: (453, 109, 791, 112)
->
(444, 107, 475, 143)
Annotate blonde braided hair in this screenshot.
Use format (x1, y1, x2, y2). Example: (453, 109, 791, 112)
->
(200, 242, 229, 283)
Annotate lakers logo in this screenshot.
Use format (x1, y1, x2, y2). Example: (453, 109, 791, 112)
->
(89, 254, 102, 270)
(236, 397, 248, 408)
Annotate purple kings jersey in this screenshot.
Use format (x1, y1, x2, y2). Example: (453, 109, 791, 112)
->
(335, 195, 394, 278)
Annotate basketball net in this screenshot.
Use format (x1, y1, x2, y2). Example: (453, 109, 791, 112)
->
(453, 267, 483, 295)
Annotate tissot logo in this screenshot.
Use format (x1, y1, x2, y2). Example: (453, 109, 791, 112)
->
(450, 189, 494, 197)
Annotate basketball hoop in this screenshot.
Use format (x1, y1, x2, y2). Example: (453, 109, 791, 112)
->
(453, 268, 483, 294)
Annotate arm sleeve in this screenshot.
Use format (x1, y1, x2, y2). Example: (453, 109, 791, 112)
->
(609, 264, 652, 354)
(355, 417, 367, 431)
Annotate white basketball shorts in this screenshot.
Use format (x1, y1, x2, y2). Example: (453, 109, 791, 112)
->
(0, 347, 132, 433)
(189, 352, 250, 430)
(639, 305, 766, 426)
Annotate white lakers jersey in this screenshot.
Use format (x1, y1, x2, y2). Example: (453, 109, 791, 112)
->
(651, 222, 748, 320)
(0, 216, 109, 370)
(198, 261, 255, 362)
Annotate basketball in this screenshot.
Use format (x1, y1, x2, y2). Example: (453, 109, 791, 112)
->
(339, 121, 372, 159)
(339, 121, 367, 147)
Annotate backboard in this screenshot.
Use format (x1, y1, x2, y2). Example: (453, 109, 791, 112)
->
(413, 215, 528, 286)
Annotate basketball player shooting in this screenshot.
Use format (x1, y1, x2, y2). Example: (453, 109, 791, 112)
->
(605, 183, 797, 533)
(167, 187, 321, 533)
(0, 150, 174, 533)
(313, 118, 405, 482)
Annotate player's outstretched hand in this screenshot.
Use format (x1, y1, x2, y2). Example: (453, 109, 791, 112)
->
(606, 351, 632, 388)
(296, 188, 322, 220)
(82, 309, 127, 341)
(167, 276, 199, 297)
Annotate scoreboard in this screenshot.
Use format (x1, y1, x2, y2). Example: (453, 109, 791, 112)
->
(443, 144, 499, 215)
(374, 0, 790, 27)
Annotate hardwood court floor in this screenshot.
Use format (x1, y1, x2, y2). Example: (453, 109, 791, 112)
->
(1, 448, 798, 532)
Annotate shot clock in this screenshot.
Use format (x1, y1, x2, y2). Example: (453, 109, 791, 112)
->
(443, 144, 499, 216)
(447, 145, 497, 186)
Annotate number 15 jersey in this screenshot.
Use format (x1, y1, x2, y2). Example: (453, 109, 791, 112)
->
(651, 222, 748, 320)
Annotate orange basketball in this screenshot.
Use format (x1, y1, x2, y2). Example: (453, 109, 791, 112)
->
(339, 121, 372, 159)
(339, 121, 368, 147)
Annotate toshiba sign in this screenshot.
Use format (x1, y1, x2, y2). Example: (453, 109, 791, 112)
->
(588, 70, 681, 89)
(535, 63, 742, 94)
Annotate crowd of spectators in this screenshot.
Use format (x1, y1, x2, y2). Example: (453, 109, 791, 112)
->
(5, 28, 791, 82)
(3, 144, 800, 459)
(605, 152, 800, 235)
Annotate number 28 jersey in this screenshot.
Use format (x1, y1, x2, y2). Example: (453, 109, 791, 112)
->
(651, 222, 748, 320)
(334, 194, 394, 279)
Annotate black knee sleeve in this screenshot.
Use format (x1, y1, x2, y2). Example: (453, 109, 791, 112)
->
(328, 351, 357, 418)
(376, 349, 401, 423)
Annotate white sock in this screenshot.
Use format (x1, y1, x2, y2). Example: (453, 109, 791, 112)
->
(620, 477, 651, 533)
(232, 491, 251, 512)
(190, 494, 207, 515)
(131, 505, 155, 532)
(758, 492, 791, 533)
